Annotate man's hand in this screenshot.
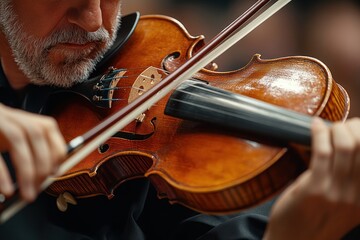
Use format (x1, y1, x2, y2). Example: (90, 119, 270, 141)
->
(0, 104, 66, 202)
(264, 117, 360, 240)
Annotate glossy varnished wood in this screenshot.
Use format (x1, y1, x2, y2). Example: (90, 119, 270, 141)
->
(46, 15, 349, 214)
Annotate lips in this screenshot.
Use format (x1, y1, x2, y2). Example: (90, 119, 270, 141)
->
(51, 41, 97, 52)
(46, 41, 103, 64)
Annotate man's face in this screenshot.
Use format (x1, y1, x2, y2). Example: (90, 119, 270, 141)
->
(0, 0, 121, 87)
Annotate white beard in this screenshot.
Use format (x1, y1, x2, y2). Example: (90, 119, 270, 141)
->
(0, 2, 121, 88)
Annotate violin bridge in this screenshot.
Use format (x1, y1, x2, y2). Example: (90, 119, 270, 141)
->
(128, 66, 163, 121)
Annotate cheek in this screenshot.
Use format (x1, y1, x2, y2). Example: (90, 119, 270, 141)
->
(12, 1, 64, 38)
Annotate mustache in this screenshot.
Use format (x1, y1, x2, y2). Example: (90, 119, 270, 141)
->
(43, 25, 110, 50)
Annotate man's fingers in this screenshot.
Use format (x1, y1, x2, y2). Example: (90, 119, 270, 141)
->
(331, 122, 356, 186)
(8, 131, 36, 201)
(0, 155, 14, 196)
(310, 117, 332, 176)
(28, 127, 53, 186)
(0, 105, 66, 202)
(345, 118, 360, 193)
(44, 117, 67, 174)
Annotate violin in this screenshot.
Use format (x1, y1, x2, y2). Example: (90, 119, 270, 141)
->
(44, 14, 348, 213)
(0, 0, 350, 222)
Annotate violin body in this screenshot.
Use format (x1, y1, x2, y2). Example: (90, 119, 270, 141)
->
(45, 15, 349, 214)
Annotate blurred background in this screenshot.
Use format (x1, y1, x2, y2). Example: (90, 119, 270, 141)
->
(122, 0, 360, 117)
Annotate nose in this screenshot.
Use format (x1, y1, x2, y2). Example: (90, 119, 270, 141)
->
(67, 0, 102, 32)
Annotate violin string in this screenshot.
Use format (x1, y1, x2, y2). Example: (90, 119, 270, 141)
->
(100, 66, 171, 82)
(97, 66, 171, 103)
(96, 65, 307, 118)
(99, 98, 126, 101)
(101, 75, 128, 82)
(96, 65, 250, 107)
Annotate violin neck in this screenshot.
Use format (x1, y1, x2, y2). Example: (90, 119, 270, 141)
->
(165, 80, 315, 146)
